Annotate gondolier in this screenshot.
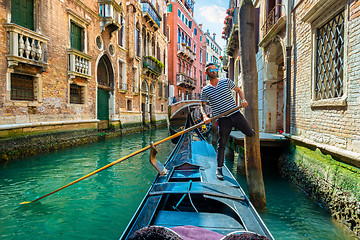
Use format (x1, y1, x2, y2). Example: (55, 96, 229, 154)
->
(200, 62, 255, 180)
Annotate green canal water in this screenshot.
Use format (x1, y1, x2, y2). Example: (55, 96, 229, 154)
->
(0, 128, 355, 240)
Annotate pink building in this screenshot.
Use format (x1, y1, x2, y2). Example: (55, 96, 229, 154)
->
(167, 0, 206, 103)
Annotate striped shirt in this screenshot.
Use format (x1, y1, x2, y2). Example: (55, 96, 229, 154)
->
(200, 78, 239, 117)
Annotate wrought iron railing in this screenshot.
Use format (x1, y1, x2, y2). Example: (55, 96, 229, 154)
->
(143, 56, 162, 75)
(261, 5, 282, 35)
(141, 1, 161, 28)
(184, 0, 195, 12)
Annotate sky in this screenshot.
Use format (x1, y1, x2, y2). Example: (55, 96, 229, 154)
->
(194, 0, 229, 52)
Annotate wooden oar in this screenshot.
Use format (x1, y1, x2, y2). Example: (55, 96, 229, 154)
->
(20, 106, 242, 204)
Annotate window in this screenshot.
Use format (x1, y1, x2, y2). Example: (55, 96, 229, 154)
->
(200, 49, 203, 63)
(194, 28, 197, 35)
(119, 61, 127, 90)
(200, 71, 203, 86)
(200, 36, 202, 42)
(11, 0, 34, 30)
(118, 15, 124, 47)
(70, 22, 83, 51)
(127, 100, 132, 111)
(158, 82, 163, 97)
(11, 73, 34, 101)
(315, 10, 344, 100)
(178, 9, 181, 17)
(70, 84, 84, 104)
(189, 21, 192, 29)
(168, 4, 172, 12)
(135, 28, 140, 57)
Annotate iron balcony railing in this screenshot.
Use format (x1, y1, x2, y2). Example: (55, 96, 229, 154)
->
(143, 56, 162, 76)
(184, 0, 195, 12)
(261, 5, 282, 35)
(141, 1, 161, 29)
(68, 49, 92, 79)
(5, 23, 49, 70)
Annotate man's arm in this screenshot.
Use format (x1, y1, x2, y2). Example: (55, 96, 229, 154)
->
(234, 86, 248, 108)
(200, 101, 211, 124)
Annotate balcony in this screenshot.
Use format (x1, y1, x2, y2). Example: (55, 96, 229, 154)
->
(176, 73, 196, 90)
(184, 0, 195, 13)
(68, 49, 92, 79)
(99, 0, 123, 33)
(141, 1, 162, 31)
(259, 5, 286, 47)
(143, 56, 163, 77)
(177, 43, 196, 62)
(225, 7, 240, 57)
(5, 23, 49, 71)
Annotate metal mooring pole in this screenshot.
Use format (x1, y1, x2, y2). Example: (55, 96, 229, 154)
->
(238, 0, 266, 209)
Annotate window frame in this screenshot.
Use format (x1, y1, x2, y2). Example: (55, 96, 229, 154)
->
(69, 83, 85, 104)
(67, 9, 89, 54)
(6, 70, 42, 103)
(310, 3, 349, 108)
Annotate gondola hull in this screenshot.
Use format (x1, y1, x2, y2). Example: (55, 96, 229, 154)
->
(120, 116, 273, 240)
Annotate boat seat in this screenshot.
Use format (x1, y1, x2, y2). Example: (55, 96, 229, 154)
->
(152, 210, 245, 235)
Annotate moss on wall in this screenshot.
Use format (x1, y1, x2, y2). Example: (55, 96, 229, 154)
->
(279, 142, 360, 236)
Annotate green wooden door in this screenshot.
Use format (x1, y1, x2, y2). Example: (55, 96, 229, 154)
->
(97, 89, 109, 120)
(70, 22, 82, 51)
(11, 0, 34, 30)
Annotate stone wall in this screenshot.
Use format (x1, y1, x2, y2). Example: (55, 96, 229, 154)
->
(279, 141, 360, 236)
(0, 120, 168, 162)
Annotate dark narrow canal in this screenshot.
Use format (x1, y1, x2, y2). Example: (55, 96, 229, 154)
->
(0, 128, 355, 239)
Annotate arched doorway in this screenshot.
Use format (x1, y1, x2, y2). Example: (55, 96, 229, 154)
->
(263, 39, 284, 133)
(97, 55, 114, 128)
(141, 80, 149, 125)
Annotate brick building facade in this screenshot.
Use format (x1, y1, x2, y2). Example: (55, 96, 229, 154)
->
(166, 0, 206, 103)
(0, 0, 169, 160)
(224, 0, 360, 235)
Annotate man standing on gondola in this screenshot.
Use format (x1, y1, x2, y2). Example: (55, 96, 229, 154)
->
(200, 63, 254, 180)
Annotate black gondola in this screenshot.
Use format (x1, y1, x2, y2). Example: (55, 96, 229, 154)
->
(120, 114, 273, 240)
(169, 116, 212, 144)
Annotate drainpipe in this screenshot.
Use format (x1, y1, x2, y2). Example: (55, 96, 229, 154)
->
(284, 0, 292, 134)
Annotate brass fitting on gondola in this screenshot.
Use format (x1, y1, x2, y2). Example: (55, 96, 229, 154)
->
(149, 142, 168, 176)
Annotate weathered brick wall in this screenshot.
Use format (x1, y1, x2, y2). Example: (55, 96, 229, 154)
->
(291, 0, 360, 154)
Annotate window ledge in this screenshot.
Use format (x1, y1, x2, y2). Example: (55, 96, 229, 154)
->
(118, 45, 126, 51)
(310, 97, 347, 108)
(301, 0, 346, 23)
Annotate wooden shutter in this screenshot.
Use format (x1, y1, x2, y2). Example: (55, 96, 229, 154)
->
(70, 22, 82, 52)
(11, 0, 34, 30)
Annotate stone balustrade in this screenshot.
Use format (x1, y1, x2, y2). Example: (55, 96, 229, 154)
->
(5, 23, 49, 70)
(67, 49, 92, 79)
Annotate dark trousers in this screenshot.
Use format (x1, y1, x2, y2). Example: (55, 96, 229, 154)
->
(217, 111, 255, 168)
